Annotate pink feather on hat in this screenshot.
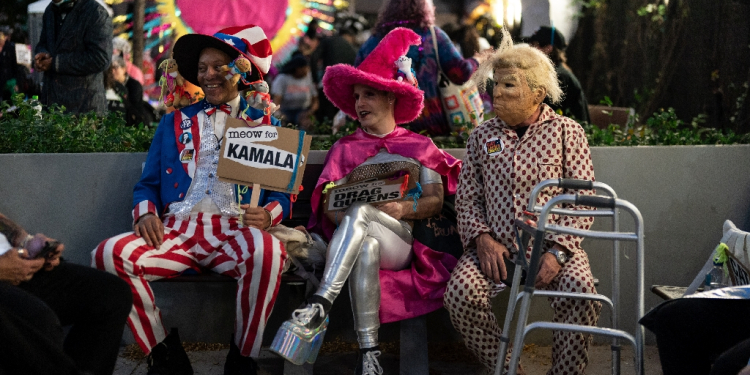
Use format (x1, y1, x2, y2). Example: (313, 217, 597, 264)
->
(357, 28, 421, 80)
(322, 27, 425, 125)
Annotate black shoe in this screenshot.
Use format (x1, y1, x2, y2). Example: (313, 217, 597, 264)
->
(147, 328, 194, 375)
(354, 347, 383, 375)
(224, 336, 258, 375)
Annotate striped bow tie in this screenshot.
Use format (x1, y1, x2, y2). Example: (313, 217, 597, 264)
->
(203, 102, 231, 115)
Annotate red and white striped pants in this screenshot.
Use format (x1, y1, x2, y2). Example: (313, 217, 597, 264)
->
(91, 213, 286, 357)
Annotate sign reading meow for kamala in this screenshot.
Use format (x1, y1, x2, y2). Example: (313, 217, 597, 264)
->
(217, 118, 311, 194)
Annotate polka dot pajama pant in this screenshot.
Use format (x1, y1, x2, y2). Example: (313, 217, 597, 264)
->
(444, 247, 602, 374)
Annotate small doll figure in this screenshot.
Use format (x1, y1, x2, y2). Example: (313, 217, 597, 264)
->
(245, 80, 279, 116)
(220, 56, 252, 86)
(159, 58, 192, 108)
(244, 80, 279, 124)
(395, 55, 418, 88)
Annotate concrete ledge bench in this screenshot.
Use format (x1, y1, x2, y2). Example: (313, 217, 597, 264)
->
(3, 146, 750, 364)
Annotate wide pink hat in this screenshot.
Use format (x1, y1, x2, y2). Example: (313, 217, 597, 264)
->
(322, 28, 424, 124)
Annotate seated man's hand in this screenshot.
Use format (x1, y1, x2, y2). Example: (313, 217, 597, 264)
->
(240, 205, 271, 230)
(375, 201, 408, 221)
(535, 247, 564, 289)
(476, 233, 510, 284)
(42, 237, 64, 271)
(134, 214, 164, 248)
(0, 249, 45, 285)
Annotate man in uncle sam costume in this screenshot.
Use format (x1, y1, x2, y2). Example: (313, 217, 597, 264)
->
(92, 24, 288, 375)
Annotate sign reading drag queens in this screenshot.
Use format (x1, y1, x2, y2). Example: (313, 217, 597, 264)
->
(324, 176, 408, 213)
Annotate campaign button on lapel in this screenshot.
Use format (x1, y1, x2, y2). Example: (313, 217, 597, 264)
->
(179, 149, 194, 162)
(178, 132, 192, 144)
(179, 119, 192, 130)
(484, 137, 504, 155)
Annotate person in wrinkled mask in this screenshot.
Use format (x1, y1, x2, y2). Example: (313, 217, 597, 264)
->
(443, 31, 600, 375)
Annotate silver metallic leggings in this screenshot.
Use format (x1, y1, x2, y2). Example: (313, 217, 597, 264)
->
(315, 202, 413, 348)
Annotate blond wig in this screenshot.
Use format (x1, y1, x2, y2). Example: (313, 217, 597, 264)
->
(470, 29, 563, 104)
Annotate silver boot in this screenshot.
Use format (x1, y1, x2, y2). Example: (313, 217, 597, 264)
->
(270, 303, 329, 365)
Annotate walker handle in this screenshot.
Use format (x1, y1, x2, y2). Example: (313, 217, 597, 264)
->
(558, 179, 594, 191)
(575, 194, 616, 209)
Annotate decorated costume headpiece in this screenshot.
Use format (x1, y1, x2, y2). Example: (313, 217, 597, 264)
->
(322, 27, 424, 125)
(173, 24, 272, 90)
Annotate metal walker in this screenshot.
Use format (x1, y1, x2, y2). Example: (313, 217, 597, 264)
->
(494, 178, 645, 375)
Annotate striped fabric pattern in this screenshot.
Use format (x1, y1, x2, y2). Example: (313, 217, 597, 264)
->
(132, 200, 157, 224)
(263, 201, 283, 227)
(215, 24, 273, 74)
(92, 213, 286, 357)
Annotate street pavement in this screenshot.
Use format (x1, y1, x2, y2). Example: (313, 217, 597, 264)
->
(114, 342, 662, 375)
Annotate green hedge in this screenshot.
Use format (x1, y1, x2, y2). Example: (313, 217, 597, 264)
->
(583, 108, 750, 146)
(2, 95, 747, 154)
(0, 95, 155, 153)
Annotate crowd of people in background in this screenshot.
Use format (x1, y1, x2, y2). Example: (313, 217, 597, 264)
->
(6, 2, 750, 375)
(271, 52, 318, 130)
(0, 26, 21, 104)
(0, 0, 593, 135)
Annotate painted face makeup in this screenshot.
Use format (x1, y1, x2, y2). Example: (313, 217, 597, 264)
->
(492, 68, 544, 127)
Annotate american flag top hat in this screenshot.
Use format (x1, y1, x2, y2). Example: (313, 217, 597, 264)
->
(173, 24, 272, 90)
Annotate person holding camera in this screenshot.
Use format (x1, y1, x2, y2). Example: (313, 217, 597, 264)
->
(0, 212, 132, 375)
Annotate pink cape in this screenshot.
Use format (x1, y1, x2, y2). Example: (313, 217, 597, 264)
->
(309, 127, 462, 323)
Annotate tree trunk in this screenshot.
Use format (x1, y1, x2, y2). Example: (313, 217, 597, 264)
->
(132, 0, 145, 69)
(566, 0, 749, 133)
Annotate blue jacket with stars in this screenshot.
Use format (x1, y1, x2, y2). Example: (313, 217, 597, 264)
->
(132, 98, 290, 223)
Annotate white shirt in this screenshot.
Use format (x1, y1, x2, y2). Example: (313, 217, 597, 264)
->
(189, 95, 241, 214)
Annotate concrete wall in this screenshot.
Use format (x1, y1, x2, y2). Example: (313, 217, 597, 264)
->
(1, 145, 749, 346)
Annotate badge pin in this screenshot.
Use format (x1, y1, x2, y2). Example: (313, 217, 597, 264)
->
(179, 132, 193, 145)
(179, 149, 194, 162)
(179, 119, 193, 130)
(484, 138, 504, 155)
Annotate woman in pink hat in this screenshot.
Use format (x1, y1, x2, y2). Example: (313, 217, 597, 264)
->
(272, 28, 462, 374)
